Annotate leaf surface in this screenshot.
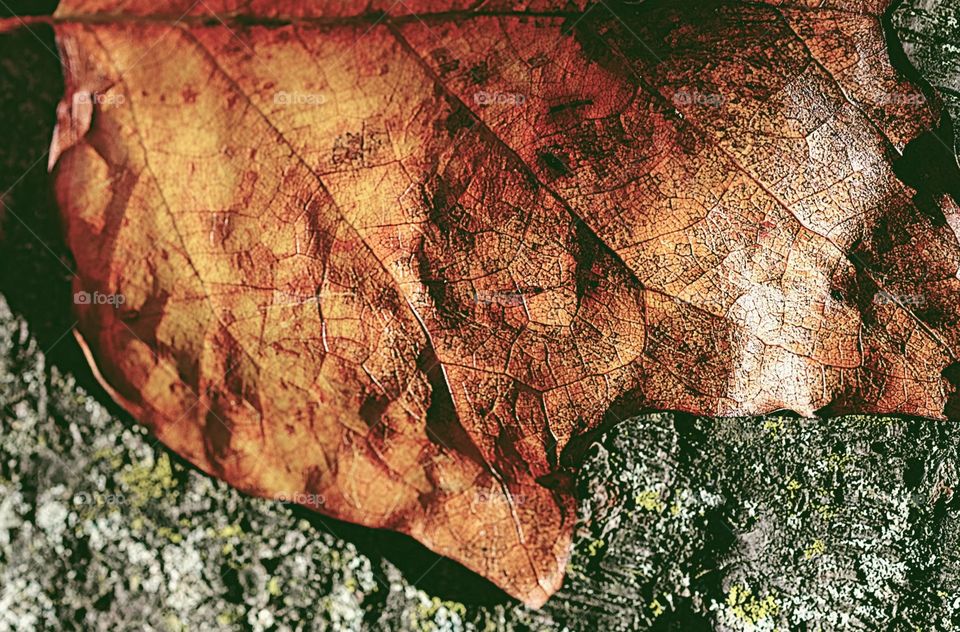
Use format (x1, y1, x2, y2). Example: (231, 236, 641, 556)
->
(10, 0, 960, 605)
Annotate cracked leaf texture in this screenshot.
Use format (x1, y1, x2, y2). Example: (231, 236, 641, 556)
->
(13, 0, 960, 606)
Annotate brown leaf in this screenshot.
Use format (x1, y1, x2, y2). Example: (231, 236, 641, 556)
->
(5, 0, 959, 606)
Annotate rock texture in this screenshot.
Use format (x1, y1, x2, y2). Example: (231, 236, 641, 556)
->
(895, 0, 960, 156)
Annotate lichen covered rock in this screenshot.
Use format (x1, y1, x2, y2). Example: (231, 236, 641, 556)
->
(552, 414, 960, 630)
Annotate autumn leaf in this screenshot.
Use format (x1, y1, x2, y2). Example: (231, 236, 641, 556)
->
(1, 0, 958, 607)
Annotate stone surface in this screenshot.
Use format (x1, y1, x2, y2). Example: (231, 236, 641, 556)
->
(895, 0, 960, 155)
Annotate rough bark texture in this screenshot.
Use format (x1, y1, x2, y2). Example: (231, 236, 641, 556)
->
(895, 0, 960, 156)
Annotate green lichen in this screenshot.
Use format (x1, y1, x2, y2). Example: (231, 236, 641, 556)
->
(117, 452, 180, 506)
(634, 490, 666, 513)
(725, 584, 781, 626)
(802, 538, 825, 560)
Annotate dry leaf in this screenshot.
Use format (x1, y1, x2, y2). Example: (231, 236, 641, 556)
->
(3, 0, 958, 606)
